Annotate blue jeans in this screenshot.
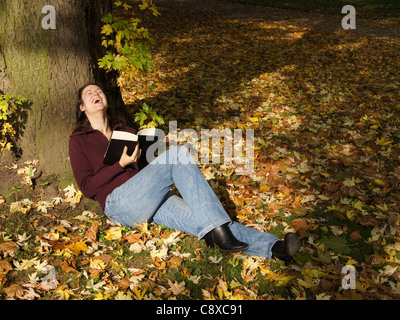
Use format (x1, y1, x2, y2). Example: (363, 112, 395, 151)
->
(104, 146, 279, 258)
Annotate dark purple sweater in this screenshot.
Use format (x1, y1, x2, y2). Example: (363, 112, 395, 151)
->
(69, 125, 140, 211)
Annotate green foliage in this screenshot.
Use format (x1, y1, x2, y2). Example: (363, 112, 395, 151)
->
(98, 1, 158, 86)
(134, 103, 165, 129)
(0, 93, 28, 152)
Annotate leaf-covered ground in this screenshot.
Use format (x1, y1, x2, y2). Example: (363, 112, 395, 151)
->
(1, 2, 400, 300)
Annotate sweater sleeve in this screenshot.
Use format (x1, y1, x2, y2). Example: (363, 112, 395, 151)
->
(69, 137, 126, 199)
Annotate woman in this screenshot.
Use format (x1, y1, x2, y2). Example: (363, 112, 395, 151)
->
(69, 83, 301, 263)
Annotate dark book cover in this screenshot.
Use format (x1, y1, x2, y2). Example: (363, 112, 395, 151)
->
(103, 128, 159, 166)
(103, 130, 138, 166)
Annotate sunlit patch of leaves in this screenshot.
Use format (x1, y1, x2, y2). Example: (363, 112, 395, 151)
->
(1, 5, 400, 300)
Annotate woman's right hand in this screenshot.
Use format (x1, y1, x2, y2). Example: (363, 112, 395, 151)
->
(119, 144, 141, 169)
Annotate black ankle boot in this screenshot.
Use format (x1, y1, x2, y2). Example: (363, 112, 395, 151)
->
(203, 223, 249, 253)
(271, 233, 301, 264)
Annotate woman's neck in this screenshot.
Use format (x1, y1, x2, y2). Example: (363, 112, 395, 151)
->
(88, 113, 110, 135)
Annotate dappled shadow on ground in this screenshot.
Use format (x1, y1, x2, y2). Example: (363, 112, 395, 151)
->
(122, 5, 400, 298)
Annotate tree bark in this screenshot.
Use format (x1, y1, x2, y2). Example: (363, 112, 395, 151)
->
(0, 0, 122, 175)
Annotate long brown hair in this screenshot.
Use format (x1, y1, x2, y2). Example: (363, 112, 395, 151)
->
(72, 82, 125, 134)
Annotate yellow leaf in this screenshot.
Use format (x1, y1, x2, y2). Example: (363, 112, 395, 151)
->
(56, 285, 75, 300)
(101, 24, 114, 36)
(346, 209, 356, 220)
(54, 226, 67, 234)
(123, 3, 132, 10)
(374, 179, 385, 186)
(317, 194, 330, 201)
(114, 291, 133, 300)
(343, 176, 356, 187)
(376, 136, 393, 146)
(105, 226, 124, 241)
(376, 203, 388, 211)
(352, 200, 365, 212)
(94, 292, 113, 300)
(237, 123, 249, 129)
(259, 184, 271, 192)
(90, 258, 107, 269)
(65, 241, 88, 256)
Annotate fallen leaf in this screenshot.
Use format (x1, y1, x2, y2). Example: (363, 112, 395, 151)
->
(0, 241, 18, 252)
(167, 280, 186, 295)
(359, 216, 381, 227)
(85, 222, 99, 241)
(4, 283, 24, 298)
(0, 259, 13, 273)
(168, 255, 183, 269)
(65, 241, 88, 256)
(122, 233, 142, 244)
(349, 230, 361, 241)
(290, 218, 309, 237)
(105, 226, 124, 241)
(60, 261, 79, 274)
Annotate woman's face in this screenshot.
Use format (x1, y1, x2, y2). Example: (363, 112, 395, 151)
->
(80, 85, 108, 115)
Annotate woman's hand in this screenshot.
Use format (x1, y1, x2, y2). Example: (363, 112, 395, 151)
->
(119, 144, 141, 169)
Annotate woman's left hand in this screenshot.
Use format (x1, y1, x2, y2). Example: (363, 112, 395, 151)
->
(119, 143, 141, 170)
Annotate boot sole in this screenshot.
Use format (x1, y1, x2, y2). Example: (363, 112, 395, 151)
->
(205, 240, 249, 253)
(285, 233, 301, 256)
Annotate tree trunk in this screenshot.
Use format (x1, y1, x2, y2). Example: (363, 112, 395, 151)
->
(0, 0, 122, 176)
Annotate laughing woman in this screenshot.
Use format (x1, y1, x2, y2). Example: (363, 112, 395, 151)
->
(69, 83, 301, 263)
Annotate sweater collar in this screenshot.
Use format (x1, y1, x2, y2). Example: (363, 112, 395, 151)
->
(70, 124, 124, 137)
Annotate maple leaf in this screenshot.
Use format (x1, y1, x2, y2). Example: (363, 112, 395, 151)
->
(63, 184, 77, 198)
(56, 285, 75, 300)
(4, 283, 24, 298)
(14, 257, 40, 271)
(167, 280, 186, 295)
(85, 222, 99, 241)
(101, 24, 114, 36)
(115, 291, 133, 300)
(343, 176, 356, 187)
(10, 199, 33, 214)
(65, 241, 88, 256)
(209, 256, 223, 264)
(105, 226, 124, 241)
(0, 241, 18, 253)
(35, 201, 53, 213)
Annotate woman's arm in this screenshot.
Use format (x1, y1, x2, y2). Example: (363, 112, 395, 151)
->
(69, 138, 126, 199)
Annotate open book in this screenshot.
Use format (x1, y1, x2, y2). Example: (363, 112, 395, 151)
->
(103, 128, 159, 166)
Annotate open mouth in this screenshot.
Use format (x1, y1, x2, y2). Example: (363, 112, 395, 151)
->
(92, 98, 102, 104)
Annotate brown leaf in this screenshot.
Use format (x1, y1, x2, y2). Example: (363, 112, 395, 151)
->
(232, 195, 244, 207)
(0, 274, 6, 286)
(95, 253, 113, 264)
(4, 283, 24, 298)
(0, 241, 18, 252)
(118, 278, 131, 291)
(0, 259, 13, 273)
(168, 256, 183, 269)
(60, 261, 79, 274)
(325, 183, 340, 193)
(122, 233, 142, 244)
(349, 230, 361, 241)
(359, 216, 381, 227)
(290, 218, 309, 237)
(85, 222, 99, 241)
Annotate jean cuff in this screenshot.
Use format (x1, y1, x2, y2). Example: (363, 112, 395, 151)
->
(198, 218, 232, 239)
